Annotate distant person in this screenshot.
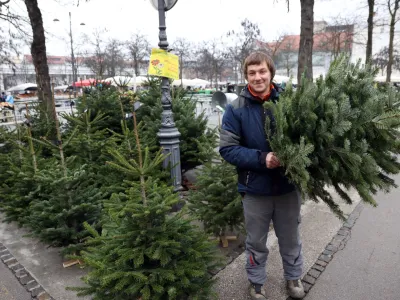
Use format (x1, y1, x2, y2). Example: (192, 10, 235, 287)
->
(6, 92, 14, 104)
(0, 92, 6, 102)
(0, 92, 14, 110)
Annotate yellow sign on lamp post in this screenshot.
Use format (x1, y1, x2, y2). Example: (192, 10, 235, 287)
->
(148, 48, 179, 80)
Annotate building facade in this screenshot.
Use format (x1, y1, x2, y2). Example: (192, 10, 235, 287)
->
(257, 20, 400, 81)
(0, 54, 148, 91)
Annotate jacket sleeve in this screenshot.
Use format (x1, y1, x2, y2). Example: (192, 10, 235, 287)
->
(219, 104, 269, 171)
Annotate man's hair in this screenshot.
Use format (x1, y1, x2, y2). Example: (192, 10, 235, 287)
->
(243, 52, 276, 80)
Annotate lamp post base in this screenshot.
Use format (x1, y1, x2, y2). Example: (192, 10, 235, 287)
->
(158, 124, 183, 191)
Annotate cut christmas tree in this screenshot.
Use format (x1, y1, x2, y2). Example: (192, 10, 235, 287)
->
(0, 126, 40, 226)
(69, 102, 221, 300)
(187, 158, 243, 247)
(265, 56, 400, 218)
(135, 77, 218, 171)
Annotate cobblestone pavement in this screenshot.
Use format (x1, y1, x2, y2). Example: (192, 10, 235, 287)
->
(0, 260, 31, 300)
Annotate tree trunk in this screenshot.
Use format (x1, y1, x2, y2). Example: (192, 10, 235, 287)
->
(286, 60, 290, 77)
(239, 61, 244, 83)
(298, 0, 314, 85)
(386, 0, 399, 83)
(24, 0, 55, 121)
(366, 0, 375, 64)
(133, 54, 139, 76)
(234, 64, 238, 84)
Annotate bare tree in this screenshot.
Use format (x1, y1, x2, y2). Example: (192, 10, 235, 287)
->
(366, 0, 375, 63)
(20, 55, 31, 82)
(83, 29, 107, 78)
(127, 33, 150, 76)
(172, 37, 192, 85)
(298, 0, 314, 84)
(105, 39, 126, 77)
(227, 19, 261, 82)
(0, 28, 19, 68)
(257, 33, 287, 61)
(194, 42, 215, 84)
(191, 43, 210, 80)
(24, 0, 55, 121)
(317, 17, 356, 58)
(1, 1, 29, 36)
(208, 40, 229, 88)
(372, 46, 390, 75)
(386, 0, 400, 82)
(279, 37, 297, 77)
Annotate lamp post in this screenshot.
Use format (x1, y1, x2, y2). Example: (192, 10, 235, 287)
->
(53, 13, 85, 98)
(150, 0, 182, 191)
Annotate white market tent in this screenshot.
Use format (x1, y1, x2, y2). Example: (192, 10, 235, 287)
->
(172, 79, 194, 87)
(105, 76, 135, 87)
(172, 78, 211, 88)
(375, 75, 400, 82)
(273, 75, 299, 85)
(273, 75, 290, 83)
(136, 76, 148, 85)
(104, 76, 148, 87)
(7, 83, 37, 92)
(190, 78, 210, 87)
(54, 85, 69, 91)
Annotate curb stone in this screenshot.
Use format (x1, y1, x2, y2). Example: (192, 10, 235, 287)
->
(0, 241, 54, 300)
(286, 201, 364, 300)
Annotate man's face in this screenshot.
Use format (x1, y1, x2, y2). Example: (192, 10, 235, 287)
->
(246, 61, 271, 94)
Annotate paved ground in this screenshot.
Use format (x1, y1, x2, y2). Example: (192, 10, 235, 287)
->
(214, 187, 360, 300)
(305, 173, 400, 300)
(0, 218, 90, 300)
(0, 261, 31, 300)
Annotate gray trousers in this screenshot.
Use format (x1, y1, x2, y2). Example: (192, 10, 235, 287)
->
(242, 190, 303, 285)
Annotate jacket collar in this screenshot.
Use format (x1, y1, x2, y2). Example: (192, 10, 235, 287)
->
(240, 83, 280, 104)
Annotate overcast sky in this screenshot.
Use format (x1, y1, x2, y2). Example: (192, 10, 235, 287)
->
(9, 0, 380, 56)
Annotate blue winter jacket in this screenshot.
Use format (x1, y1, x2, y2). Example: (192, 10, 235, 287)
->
(219, 84, 295, 196)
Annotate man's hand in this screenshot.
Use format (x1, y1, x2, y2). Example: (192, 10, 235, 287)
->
(266, 152, 280, 169)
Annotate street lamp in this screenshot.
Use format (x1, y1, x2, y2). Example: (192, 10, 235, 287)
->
(53, 13, 85, 98)
(150, 0, 182, 191)
(149, 0, 178, 11)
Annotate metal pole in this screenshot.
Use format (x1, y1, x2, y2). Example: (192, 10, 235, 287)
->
(69, 12, 77, 98)
(157, 0, 182, 191)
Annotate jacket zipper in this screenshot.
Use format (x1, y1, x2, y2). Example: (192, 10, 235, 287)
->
(246, 171, 250, 186)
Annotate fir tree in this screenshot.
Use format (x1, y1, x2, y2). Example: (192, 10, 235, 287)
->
(62, 110, 112, 166)
(26, 113, 105, 250)
(0, 126, 40, 225)
(62, 110, 127, 199)
(187, 158, 244, 239)
(75, 87, 133, 134)
(27, 159, 104, 248)
(69, 101, 221, 300)
(265, 55, 400, 218)
(74, 77, 217, 170)
(133, 77, 218, 170)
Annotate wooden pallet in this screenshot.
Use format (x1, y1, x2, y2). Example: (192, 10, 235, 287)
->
(62, 259, 83, 268)
(220, 235, 237, 248)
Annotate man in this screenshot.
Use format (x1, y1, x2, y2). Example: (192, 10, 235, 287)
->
(219, 52, 305, 300)
(0, 92, 14, 110)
